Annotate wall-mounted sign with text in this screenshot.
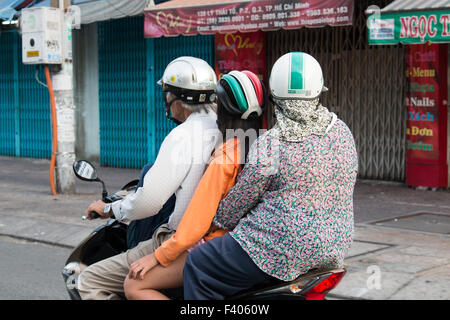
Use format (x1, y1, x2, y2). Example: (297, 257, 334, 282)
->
(144, 0, 354, 38)
(368, 10, 450, 45)
(215, 30, 268, 128)
(405, 43, 448, 187)
(405, 43, 442, 160)
(215, 31, 266, 81)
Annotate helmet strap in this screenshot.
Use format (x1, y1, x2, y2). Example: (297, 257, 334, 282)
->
(165, 97, 183, 125)
(269, 95, 289, 117)
(269, 95, 280, 109)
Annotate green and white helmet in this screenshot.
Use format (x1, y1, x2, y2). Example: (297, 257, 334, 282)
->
(269, 52, 327, 100)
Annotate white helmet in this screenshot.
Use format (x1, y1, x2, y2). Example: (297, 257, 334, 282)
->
(158, 56, 217, 104)
(269, 52, 327, 100)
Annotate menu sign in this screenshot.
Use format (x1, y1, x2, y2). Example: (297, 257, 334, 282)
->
(405, 43, 445, 162)
(144, 0, 354, 37)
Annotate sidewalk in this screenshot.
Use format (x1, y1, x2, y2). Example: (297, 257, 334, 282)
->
(1, 155, 450, 299)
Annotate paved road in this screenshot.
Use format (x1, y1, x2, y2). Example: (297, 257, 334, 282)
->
(1, 156, 450, 300)
(0, 236, 71, 300)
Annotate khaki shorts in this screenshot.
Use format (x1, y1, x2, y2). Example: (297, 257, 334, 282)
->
(77, 223, 174, 300)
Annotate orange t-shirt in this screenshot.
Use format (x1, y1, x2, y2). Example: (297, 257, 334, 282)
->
(154, 138, 241, 267)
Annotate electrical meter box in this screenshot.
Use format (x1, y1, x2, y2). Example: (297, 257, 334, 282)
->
(21, 7, 62, 64)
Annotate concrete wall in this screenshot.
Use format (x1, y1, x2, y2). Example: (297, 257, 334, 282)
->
(72, 23, 100, 163)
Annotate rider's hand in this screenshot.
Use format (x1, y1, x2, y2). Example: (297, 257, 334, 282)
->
(128, 253, 159, 280)
(84, 200, 110, 220)
(207, 223, 220, 234)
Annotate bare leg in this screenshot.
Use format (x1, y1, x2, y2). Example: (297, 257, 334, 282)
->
(124, 251, 187, 300)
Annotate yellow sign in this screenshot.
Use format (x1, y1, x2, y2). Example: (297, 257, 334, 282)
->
(27, 51, 39, 57)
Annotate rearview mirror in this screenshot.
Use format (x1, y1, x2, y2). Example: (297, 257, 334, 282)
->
(73, 160, 98, 182)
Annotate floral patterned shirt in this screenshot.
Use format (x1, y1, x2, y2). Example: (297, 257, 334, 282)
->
(213, 119, 358, 281)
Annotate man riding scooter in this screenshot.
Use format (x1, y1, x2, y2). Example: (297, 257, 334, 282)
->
(77, 56, 219, 300)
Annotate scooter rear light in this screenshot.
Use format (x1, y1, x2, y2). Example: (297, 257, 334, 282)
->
(304, 271, 346, 300)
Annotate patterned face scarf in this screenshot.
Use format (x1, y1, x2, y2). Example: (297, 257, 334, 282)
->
(268, 97, 336, 142)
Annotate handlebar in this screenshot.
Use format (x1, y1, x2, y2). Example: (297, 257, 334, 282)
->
(82, 211, 101, 220)
(81, 194, 124, 221)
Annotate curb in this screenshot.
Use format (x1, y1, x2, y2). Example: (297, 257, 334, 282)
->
(0, 214, 94, 249)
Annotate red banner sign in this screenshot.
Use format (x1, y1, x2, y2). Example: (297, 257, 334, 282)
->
(405, 43, 448, 187)
(215, 31, 266, 81)
(215, 31, 268, 127)
(144, 0, 354, 38)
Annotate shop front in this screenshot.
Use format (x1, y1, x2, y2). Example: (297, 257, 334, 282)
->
(144, 0, 412, 182)
(368, 0, 450, 188)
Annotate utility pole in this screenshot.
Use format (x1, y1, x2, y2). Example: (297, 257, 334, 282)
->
(51, 0, 76, 194)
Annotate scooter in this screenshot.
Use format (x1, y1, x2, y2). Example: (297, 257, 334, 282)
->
(62, 160, 346, 300)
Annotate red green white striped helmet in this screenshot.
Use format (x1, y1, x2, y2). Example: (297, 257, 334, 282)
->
(269, 52, 327, 100)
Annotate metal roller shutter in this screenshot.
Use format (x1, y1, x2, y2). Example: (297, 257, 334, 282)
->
(266, 0, 406, 181)
(0, 31, 51, 159)
(98, 16, 214, 168)
(98, 16, 148, 169)
(0, 32, 16, 156)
